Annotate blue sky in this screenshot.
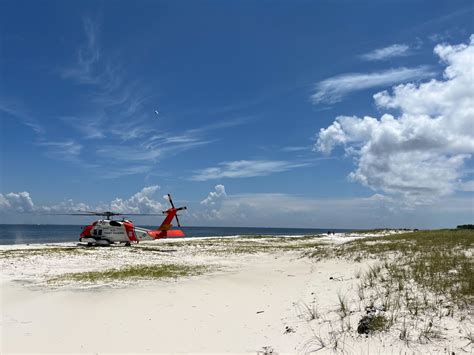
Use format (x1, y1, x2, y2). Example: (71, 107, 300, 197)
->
(1, 0, 473, 228)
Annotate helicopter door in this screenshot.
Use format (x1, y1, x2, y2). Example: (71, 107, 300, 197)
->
(92, 229, 102, 236)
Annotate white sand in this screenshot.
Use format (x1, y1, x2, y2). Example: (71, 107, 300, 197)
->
(1, 231, 469, 354)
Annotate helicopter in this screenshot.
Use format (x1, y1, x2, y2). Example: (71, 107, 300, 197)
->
(63, 194, 187, 246)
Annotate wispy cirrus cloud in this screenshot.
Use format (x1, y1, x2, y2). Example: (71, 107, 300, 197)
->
(311, 66, 435, 104)
(101, 165, 153, 179)
(59, 17, 153, 142)
(0, 97, 44, 134)
(360, 44, 411, 61)
(191, 160, 309, 181)
(97, 138, 211, 162)
(185, 115, 253, 136)
(55, 17, 250, 179)
(36, 140, 83, 163)
(280, 146, 309, 152)
(60, 114, 106, 139)
(60, 17, 101, 84)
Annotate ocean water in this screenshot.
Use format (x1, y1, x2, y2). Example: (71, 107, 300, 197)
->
(0, 224, 351, 245)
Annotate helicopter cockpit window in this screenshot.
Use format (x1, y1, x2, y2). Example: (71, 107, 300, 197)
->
(109, 220, 121, 227)
(93, 229, 97, 235)
(98, 230, 102, 236)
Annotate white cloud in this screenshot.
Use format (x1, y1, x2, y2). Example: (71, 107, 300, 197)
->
(59, 18, 153, 143)
(60, 115, 105, 139)
(101, 165, 152, 179)
(201, 185, 227, 206)
(0, 97, 44, 134)
(2, 186, 472, 228)
(39, 199, 92, 213)
(315, 36, 474, 205)
(191, 160, 309, 181)
(360, 44, 411, 61)
(36, 140, 83, 162)
(191, 188, 473, 229)
(57, 17, 248, 176)
(107, 186, 164, 214)
(0, 192, 35, 212)
(196, 185, 228, 220)
(311, 66, 434, 104)
(280, 146, 309, 152)
(0, 186, 164, 215)
(458, 180, 474, 192)
(61, 17, 100, 84)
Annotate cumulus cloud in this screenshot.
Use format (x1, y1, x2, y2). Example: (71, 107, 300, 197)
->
(0, 186, 164, 215)
(0, 192, 35, 212)
(108, 186, 163, 213)
(39, 200, 91, 213)
(201, 185, 227, 206)
(311, 66, 434, 104)
(315, 36, 474, 204)
(360, 44, 411, 61)
(191, 160, 309, 181)
(195, 185, 228, 220)
(458, 180, 474, 192)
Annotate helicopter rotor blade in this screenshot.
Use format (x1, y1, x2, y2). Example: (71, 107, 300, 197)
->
(174, 214, 181, 227)
(44, 211, 163, 217)
(167, 194, 176, 209)
(119, 213, 163, 216)
(44, 213, 98, 216)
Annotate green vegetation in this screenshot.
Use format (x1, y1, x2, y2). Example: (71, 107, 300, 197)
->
(352, 228, 397, 234)
(457, 224, 474, 230)
(1, 235, 326, 260)
(330, 229, 473, 305)
(0, 246, 89, 258)
(164, 235, 326, 255)
(305, 229, 473, 345)
(51, 263, 210, 283)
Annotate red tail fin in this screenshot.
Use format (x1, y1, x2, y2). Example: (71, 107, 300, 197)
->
(150, 194, 186, 239)
(157, 208, 177, 231)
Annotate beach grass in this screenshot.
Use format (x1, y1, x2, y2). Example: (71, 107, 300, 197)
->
(304, 229, 473, 345)
(0, 246, 90, 258)
(156, 235, 326, 255)
(50, 263, 210, 283)
(334, 229, 473, 305)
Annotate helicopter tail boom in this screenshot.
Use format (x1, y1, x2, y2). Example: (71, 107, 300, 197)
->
(147, 229, 185, 239)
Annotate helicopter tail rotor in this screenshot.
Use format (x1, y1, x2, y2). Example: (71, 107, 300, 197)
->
(168, 194, 186, 227)
(159, 194, 187, 229)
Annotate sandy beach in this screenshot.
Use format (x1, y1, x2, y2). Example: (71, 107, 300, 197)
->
(1, 231, 471, 354)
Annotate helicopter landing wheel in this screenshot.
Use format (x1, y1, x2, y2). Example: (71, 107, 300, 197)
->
(124, 242, 131, 247)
